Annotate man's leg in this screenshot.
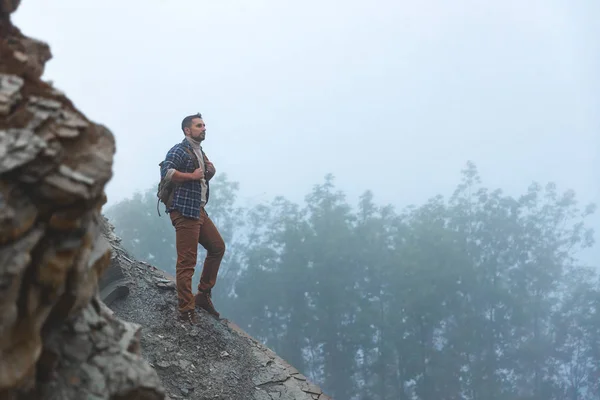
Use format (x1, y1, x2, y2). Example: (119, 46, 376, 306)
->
(195, 208, 225, 317)
(170, 210, 201, 321)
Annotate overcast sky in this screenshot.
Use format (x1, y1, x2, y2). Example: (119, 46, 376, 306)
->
(13, 0, 600, 262)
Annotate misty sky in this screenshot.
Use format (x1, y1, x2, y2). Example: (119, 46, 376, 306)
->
(13, 1, 600, 262)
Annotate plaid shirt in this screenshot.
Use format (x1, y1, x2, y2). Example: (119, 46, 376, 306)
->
(160, 139, 215, 219)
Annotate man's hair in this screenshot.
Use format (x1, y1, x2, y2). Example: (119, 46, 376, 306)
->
(181, 112, 203, 133)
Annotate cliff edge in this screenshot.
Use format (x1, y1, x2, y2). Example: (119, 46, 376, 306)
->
(99, 216, 331, 400)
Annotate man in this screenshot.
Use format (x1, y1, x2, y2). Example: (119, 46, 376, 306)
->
(159, 112, 225, 324)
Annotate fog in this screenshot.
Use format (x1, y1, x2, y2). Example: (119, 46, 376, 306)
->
(13, 0, 599, 263)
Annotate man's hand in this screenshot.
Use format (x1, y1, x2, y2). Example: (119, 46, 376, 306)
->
(203, 154, 216, 181)
(205, 161, 215, 181)
(190, 168, 204, 181)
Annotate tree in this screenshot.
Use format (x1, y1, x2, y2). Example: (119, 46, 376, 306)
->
(104, 163, 599, 400)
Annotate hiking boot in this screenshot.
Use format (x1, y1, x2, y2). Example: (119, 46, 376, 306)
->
(195, 289, 220, 318)
(178, 309, 198, 324)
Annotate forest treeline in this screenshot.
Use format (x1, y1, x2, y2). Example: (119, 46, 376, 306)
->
(105, 162, 599, 400)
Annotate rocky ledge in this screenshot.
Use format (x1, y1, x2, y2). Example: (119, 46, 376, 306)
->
(100, 217, 332, 400)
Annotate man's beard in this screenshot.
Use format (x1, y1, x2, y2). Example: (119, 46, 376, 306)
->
(190, 134, 204, 143)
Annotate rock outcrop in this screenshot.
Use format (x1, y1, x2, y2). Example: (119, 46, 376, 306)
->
(0, 2, 164, 399)
(100, 217, 332, 400)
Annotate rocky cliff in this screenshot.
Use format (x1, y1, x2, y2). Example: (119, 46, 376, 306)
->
(1, 1, 330, 399)
(0, 1, 164, 399)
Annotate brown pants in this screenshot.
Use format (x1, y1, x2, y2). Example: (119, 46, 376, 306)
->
(170, 208, 225, 312)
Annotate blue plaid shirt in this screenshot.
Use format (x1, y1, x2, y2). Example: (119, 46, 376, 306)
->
(160, 139, 209, 219)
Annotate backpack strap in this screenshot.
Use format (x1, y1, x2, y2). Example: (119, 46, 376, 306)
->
(199, 148, 210, 203)
(157, 161, 165, 216)
(184, 147, 200, 170)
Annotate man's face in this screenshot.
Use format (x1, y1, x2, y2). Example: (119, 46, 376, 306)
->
(185, 117, 206, 141)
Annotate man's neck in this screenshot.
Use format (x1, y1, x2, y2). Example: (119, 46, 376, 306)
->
(185, 135, 202, 148)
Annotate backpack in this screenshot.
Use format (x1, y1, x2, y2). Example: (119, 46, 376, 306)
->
(156, 146, 200, 216)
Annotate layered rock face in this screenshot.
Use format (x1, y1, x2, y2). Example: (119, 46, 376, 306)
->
(0, 2, 164, 399)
